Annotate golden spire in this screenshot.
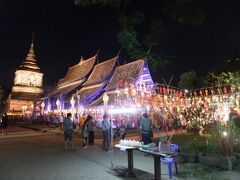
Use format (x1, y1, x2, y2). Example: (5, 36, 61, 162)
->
(80, 56, 84, 63)
(25, 33, 36, 62)
(18, 34, 40, 72)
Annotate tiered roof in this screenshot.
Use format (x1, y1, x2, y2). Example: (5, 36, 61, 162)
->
(83, 56, 117, 86)
(49, 55, 96, 97)
(57, 55, 96, 87)
(50, 83, 82, 96)
(73, 56, 117, 104)
(106, 60, 145, 91)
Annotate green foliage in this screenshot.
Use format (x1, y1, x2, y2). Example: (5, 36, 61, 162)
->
(74, 0, 204, 71)
(210, 121, 240, 156)
(177, 163, 229, 180)
(163, 0, 205, 25)
(183, 140, 218, 154)
(74, 0, 121, 8)
(178, 71, 202, 90)
(205, 71, 240, 87)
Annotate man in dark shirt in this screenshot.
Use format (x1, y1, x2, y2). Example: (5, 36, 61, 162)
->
(140, 113, 152, 145)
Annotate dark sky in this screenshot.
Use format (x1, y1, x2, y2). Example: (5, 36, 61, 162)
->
(0, 0, 240, 89)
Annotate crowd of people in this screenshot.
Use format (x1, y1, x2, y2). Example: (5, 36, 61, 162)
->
(0, 110, 182, 152)
(62, 113, 113, 152)
(61, 112, 155, 152)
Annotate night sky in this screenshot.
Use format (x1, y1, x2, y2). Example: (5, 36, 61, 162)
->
(0, 0, 240, 90)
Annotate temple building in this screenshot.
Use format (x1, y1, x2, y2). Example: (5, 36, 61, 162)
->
(8, 41, 44, 115)
(44, 55, 154, 113)
(45, 54, 97, 111)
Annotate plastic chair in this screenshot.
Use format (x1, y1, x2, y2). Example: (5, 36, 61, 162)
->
(161, 144, 179, 179)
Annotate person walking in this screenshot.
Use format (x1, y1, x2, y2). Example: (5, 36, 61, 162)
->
(82, 116, 90, 149)
(59, 113, 64, 125)
(101, 114, 111, 152)
(63, 113, 74, 151)
(119, 124, 126, 140)
(1, 113, 8, 135)
(87, 115, 95, 145)
(140, 113, 152, 145)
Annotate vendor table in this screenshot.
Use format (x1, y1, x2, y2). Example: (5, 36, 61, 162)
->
(115, 144, 175, 180)
(139, 148, 174, 180)
(115, 144, 139, 177)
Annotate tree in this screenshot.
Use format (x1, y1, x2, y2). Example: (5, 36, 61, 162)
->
(178, 70, 201, 91)
(205, 71, 240, 88)
(204, 58, 240, 87)
(74, 0, 204, 71)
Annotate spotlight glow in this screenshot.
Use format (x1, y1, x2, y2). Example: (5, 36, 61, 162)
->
(223, 131, 228, 137)
(109, 107, 137, 114)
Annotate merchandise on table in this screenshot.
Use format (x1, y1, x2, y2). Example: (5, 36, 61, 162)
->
(119, 139, 142, 148)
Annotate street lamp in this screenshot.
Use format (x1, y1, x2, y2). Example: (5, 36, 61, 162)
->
(56, 99, 60, 113)
(22, 106, 27, 117)
(103, 92, 109, 114)
(77, 95, 80, 114)
(70, 96, 75, 112)
(41, 102, 45, 115)
(103, 92, 114, 168)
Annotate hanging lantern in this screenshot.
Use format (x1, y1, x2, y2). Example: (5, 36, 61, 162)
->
(160, 87, 163, 94)
(176, 90, 179, 97)
(223, 86, 227, 94)
(211, 89, 215, 95)
(205, 89, 208, 96)
(230, 85, 235, 93)
(118, 78, 123, 87)
(141, 83, 144, 92)
(125, 87, 129, 95)
(179, 91, 183, 97)
(184, 91, 187, 97)
(137, 83, 140, 91)
(167, 87, 170, 94)
(194, 91, 197, 97)
(163, 86, 166, 94)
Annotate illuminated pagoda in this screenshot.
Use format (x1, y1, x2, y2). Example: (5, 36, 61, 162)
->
(8, 40, 44, 115)
(45, 54, 97, 112)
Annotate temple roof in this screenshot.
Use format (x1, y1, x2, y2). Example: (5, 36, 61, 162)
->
(106, 60, 145, 91)
(57, 55, 96, 87)
(66, 86, 100, 103)
(50, 82, 83, 97)
(83, 56, 117, 87)
(18, 42, 41, 73)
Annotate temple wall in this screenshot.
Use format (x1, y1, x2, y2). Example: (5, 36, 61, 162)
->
(9, 99, 40, 114)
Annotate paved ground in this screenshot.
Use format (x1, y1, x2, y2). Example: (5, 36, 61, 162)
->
(0, 126, 178, 180)
(1, 126, 240, 180)
(0, 126, 44, 139)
